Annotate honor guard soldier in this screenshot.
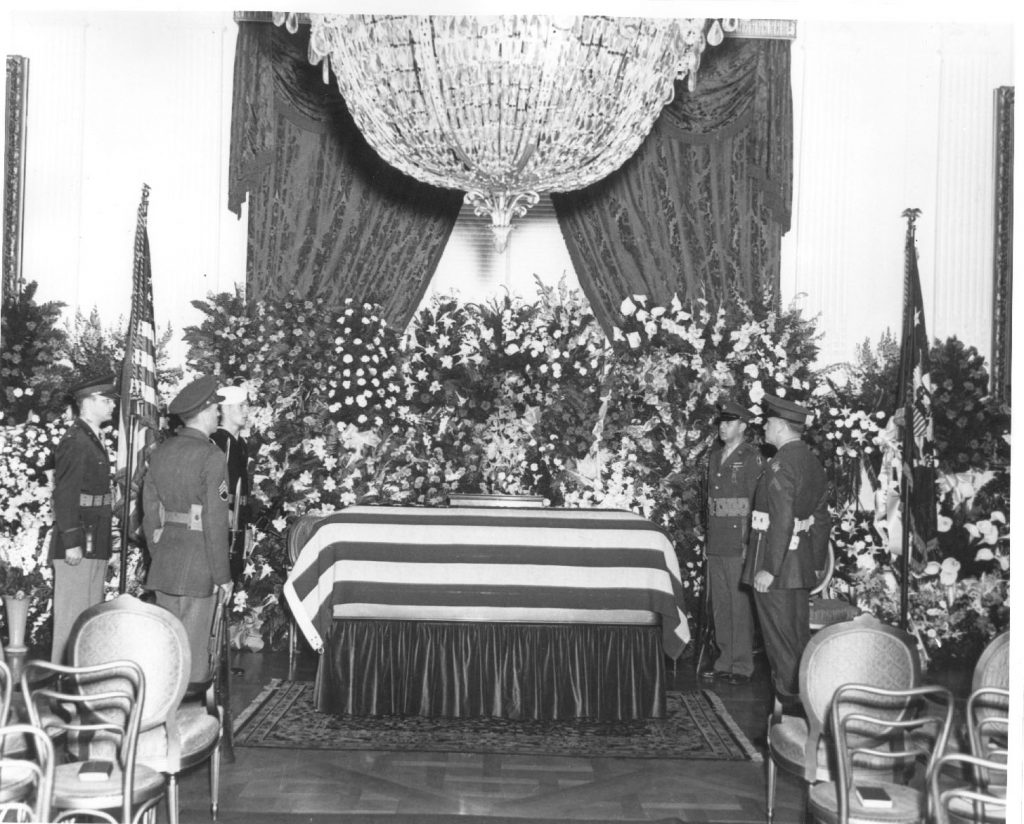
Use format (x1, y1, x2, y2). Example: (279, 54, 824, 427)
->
(49, 374, 119, 663)
(210, 384, 253, 584)
(742, 394, 830, 709)
(143, 375, 232, 683)
(702, 399, 764, 685)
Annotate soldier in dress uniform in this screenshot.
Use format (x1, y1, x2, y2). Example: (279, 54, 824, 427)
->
(742, 394, 830, 709)
(142, 375, 232, 683)
(702, 399, 764, 685)
(210, 384, 253, 585)
(49, 374, 119, 663)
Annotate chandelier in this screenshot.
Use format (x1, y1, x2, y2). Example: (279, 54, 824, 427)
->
(274, 14, 732, 250)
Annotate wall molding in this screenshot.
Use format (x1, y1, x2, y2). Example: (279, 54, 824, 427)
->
(991, 85, 1013, 404)
(3, 55, 29, 302)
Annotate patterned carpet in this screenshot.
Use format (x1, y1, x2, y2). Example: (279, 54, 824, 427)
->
(233, 679, 761, 761)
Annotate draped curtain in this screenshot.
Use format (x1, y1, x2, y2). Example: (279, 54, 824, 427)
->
(228, 22, 463, 329)
(552, 38, 792, 337)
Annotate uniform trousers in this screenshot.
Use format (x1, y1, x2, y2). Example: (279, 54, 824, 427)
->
(51, 557, 107, 664)
(155, 591, 217, 683)
(707, 554, 754, 677)
(753, 587, 810, 703)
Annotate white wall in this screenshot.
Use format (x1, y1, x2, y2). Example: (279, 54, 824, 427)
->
(782, 20, 1014, 366)
(3, 11, 246, 357)
(2, 11, 1015, 369)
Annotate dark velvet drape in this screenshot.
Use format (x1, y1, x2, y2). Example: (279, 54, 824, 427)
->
(228, 22, 464, 329)
(552, 38, 793, 337)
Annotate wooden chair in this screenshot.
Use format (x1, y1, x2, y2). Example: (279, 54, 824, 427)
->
(929, 752, 1007, 824)
(765, 613, 921, 823)
(0, 722, 55, 822)
(68, 593, 222, 824)
(287, 513, 324, 680)
(0, 659, 11, 725)
(20, 658, 165, 824)
(808, 540, 861, 632)
(971, 631, 1009, 694)
(807, 683, 955, 823)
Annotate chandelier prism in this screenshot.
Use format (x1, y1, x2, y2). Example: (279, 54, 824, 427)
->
(274, 14, 732, 250)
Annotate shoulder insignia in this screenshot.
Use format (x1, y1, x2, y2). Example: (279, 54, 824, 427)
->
(219, 480, 229, 501)
(771, 462, 782, 473)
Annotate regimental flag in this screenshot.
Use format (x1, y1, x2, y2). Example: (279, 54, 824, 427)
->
(116, 184, 159, 544)
(895, 209, 937, 562)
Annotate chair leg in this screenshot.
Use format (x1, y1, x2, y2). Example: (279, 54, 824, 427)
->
(220, 628, 236, 764)
(167, 773, 180, 824)
(288, 619, 297, 681)
(766, 755, 777, 823)
(211, 742, 222, 820)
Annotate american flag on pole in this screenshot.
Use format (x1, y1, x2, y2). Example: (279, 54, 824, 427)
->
(116, 184, 159, 543)
(895, 208, 937, 561)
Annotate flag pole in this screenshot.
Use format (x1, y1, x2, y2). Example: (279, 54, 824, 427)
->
(118, 399, 137, 593)
(898, 208, 920, 631)
(116, 182, 154, 594)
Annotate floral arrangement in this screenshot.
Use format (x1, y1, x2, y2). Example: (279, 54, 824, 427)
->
(830, 461, 1009, 668)
(1, 281, 1011, 669)
(0, 412, 61, 650)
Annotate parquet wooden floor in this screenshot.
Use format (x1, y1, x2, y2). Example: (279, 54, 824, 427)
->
(175, 648, 808, 824)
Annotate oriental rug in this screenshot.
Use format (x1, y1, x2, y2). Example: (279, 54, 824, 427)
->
(233, 679, 760, 762)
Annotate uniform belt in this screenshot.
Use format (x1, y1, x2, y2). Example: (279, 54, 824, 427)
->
(710, 497, 749, 517)
(793, 516, 814, 534)
(79, 493, 112, 507)
(159, 504, 204, 531)
(228, 494, 248, 506)
(750, 511, 814, 533)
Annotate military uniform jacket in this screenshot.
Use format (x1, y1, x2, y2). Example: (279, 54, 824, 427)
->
(741, 439, 830, 589)
(210, 428, 251, 555)
(143, 427, 231, 596)
(705, 441, 764, 557)
(49, 418, 114, 561)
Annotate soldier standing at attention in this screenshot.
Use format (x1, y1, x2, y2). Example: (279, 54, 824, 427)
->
(210, 384, 252, 585)
(143, 375, 232, 682)
(742, 394, 830, 709)
(49, 375, 120, 664)
(702, 400, 764, 685)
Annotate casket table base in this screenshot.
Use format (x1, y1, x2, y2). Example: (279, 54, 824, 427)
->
(284, 506, 690, 720)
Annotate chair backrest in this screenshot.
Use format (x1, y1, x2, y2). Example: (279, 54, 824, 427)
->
(0, 659, 11, 726)
(972, 631, 1009, 693)
(68, 593, 190, 734)
(0, 722, 55, 822)
(832, 683, 955, 824)
(800, 613, 921, 732)
(21, 659, 145, 824)
(288, 514, 325, 565)
(810, 539, 836, 597)
(929, 752, 1007, 824)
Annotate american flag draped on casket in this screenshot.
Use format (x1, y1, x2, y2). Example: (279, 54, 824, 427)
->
(283, 505, 691, 656)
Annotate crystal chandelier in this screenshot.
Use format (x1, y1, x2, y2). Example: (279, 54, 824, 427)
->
(274, 14, 732, 250)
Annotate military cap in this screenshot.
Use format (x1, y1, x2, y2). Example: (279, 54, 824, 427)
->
(218, 384, 248, 406)
(716, 399, 753, 422)
(168, 375, 224, 418)
(71, 374, 119, 401)
(762, 393, 813, 426)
